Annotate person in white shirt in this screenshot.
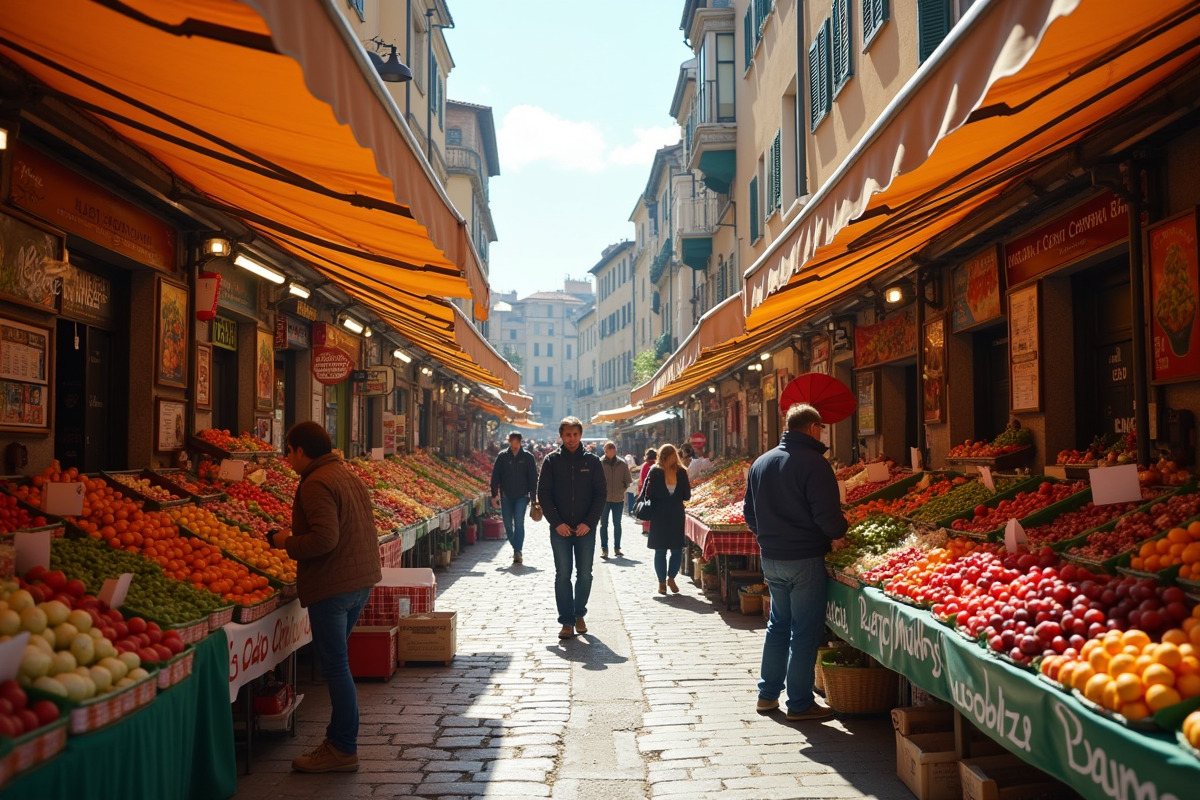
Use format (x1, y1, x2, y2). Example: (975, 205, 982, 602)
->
(688, 449, 714, 481)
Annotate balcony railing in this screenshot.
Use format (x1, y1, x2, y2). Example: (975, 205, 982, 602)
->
(445, 145, 489, 201)
(672, 187, 721, 238)
(684, 80, 736, 166)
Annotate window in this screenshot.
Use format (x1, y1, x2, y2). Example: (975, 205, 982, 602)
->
(808, 18, 831, 132)
(862, 0, 889, 50)
(534, 366, 541, 383)
(549, 324, 554, 336)
(716, 33, 735, 121)
(832, 0, 853, 97)
(749, 175, 760, 243)
(917, 0, 951, 63)
(429, 60, 439, 117)
(447, 127, 462, 145)
(547, 343, 553, 357)
(508, 329, 516, 340)
(743, 6, 753, 70)
(567, 344, 572, 359)
(753, 0, 772, 43)
(548, 367, 553, 384)
(533, 343, 540, 356)
(766, 131, 782, 215)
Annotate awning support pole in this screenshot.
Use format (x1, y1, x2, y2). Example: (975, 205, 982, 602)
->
(1124, 161, 1152, 467)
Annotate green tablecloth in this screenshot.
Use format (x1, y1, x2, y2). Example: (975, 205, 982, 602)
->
(6, 630, 237, 800)
(826, 580, 1200, 800)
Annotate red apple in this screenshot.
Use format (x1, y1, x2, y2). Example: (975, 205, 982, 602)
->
(30, 700, 59, 726)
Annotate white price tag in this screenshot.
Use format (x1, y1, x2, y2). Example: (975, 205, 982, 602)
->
(246, 468, 266, 485)
(14, 529, 51, 576)
(911, 447, 923, 473)
(1089, 463, 1141, 505)
(43, 481, 85, 516)
(837, 480, 847, 504)
(864, 462, 890, 482)
(978, 466, 996, 493)
(218, 459, 246, 482)
(1004, 519, 1029, 553)
(0, 632, 30, 682)
(371, 447, 385, 461)
(98, 573, 133, 610)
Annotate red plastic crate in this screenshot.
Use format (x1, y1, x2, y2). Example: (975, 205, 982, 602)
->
(359, 568, 436, 627)
(379, 536, 404, 567)
(482, 518, 505, 540)
(347, 626, 396, 680)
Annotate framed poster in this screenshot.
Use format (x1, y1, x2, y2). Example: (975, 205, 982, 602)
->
(775, 369, 790, 404)
(854, 306, 917, 368)
(1148, 208, 1200, 384)
(255, 328, 273, 410)
(194, 343, 212, 410)
(922, 316, 947, 423)
(0, 210, 66, 312)
(1008, 283, 1041, 413)
(0, 315, 52, 433)
(156, 277, 188, 388)
(951, 245, 1004, 332)
(155, 398, 187, 451)
(855, 371, 878, 436)
(810, 335, 830, 374)
(254, 416, 272, 444)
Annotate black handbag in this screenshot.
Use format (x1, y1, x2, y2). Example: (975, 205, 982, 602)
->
(633, 479, 653, 521)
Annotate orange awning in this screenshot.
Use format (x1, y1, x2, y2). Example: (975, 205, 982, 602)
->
(631, 293, 746, 406)
(0, 0, 513, 385)
(591, 403, 644, 424)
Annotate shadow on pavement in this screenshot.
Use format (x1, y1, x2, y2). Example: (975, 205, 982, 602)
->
(544, 636, 629, 670)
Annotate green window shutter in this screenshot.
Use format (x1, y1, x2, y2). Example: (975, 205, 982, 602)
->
(917, 0, 951, 64)
(771, 131, 782, 211)
(749, 176, 760, 242)
(807, 37, 821, 132)
(743, 7, 753, 69)
(863, 0, 890, 47)
(832, 0, 853, 95)
(818, 19, 831, 117)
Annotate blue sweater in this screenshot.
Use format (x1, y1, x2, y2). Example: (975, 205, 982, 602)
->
(743, 431, 848, 560)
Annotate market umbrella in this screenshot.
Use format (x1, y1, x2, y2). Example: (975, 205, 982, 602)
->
(779, 374, 857, 424)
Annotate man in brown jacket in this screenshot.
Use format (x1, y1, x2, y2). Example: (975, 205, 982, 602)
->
(272, 422, 381, 773)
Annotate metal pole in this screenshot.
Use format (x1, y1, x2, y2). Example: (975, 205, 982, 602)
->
(915, 273, 927, 460)
(1126, 163, 1151, 467)
(426, 7, 434, 160)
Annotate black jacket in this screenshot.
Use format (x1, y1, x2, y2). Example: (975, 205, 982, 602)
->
(743, 431, 848, 560)
(642, 465, 690, 550)
(537, 445, 606, 531)
(490, 447, 538, 502)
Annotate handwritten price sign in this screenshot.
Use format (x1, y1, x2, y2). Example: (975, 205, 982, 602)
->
(225, 599, 311, 702)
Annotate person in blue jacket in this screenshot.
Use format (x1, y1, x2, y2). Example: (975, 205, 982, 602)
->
(743, 403, 848, 721)
(490, 431, 538, 564)
(537, 416, 607, 640)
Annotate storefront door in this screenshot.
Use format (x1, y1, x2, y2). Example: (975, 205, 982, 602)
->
(212, 346, 238, 432)
(1073, 259, 1134, 443)
(973, 327, 1010, 441)
(55, 321, 122, 471)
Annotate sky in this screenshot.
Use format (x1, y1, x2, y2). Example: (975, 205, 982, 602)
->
(443, 0, 693, 300)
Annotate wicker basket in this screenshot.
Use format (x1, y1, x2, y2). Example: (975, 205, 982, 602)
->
(820, 661, 900, 714)
(814, 646, 838, 694)
(701, 573, 718, 591)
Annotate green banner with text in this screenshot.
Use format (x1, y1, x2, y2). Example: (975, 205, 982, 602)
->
(826, 581, 1200, 800)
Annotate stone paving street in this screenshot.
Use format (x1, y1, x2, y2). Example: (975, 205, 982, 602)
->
(232, 515, 910, 799)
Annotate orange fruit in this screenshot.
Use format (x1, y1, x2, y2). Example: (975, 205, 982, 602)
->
(1085, 673, 1111, 706)
(1143, 663, 1176, 688)
(1071, 663, 1096, 692)
(1115, 672, 1144, 703)
(1123, 630, 1152, 650)
(1146, 684, 1182, 712)
(1108, 653, 1136, 676)
(1162, 629, 1189, 646)
(1089, 648, 1112, 674)
(1154, 642, 1183, 669)
(1177, 673, 1200, 699)
(1121, 701, 1151, 721)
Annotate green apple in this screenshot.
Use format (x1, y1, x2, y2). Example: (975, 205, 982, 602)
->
(32, 675, 67, 698)
(50, 649, 77, 676)
(89, 665, 113, 693)
(53, 622, 79, 649)
(0, 608, 21, 636)
(18, 606, 47, 635)
(6, 589, 34, 612)
(39, 600, 70, 627)
(19, 644, 51, 680)
(98, 656, 128, 682)
(66, 609, 93, 634)
(70, 633, 95, 667)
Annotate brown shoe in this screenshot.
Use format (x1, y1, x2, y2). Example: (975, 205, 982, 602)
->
(657, 581, 667, 595)
(666, 578, 679, 594)
(292, 739, 359, 773)
(558, 625, 575, 639)
(575, 617, 587, 633)
(786, 702, 834, 721)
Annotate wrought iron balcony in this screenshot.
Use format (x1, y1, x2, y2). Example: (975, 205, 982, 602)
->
(445, 145, 489, 201)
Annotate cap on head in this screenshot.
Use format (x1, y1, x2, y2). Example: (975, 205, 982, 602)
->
(507, 431, 523, 441)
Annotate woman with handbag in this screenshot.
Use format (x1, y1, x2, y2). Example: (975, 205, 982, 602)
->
(638, 448, 656, 534)
(640, 443, 691, 595)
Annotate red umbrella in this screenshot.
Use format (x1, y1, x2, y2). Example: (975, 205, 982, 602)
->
(779, 373, 857, 424)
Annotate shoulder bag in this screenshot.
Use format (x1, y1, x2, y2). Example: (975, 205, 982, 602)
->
(633, 474, 654, 521)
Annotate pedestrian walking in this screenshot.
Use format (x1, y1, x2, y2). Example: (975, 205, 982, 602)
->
(639, 443, 691, 595)
(599, 441, 631, 558)
(743, 403, 848, 721)
(272, 422, 382, 773)
(623, 453, 638, 516)
(638, 448, 657, 534)
(490, 431, 538, 564)
(537, 416, 607, 639)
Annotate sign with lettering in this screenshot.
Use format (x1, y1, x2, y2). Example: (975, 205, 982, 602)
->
(274, 312, 310, 350)
(225, 599, 311, 702)
(211, 259, 258, 319)
(9, 143, 177, 272)
(1004, 191, 1128, 286)
(211, 316, 238, 351)
(311, 322, 357, 385)
(59, 262, 115, 327)
(294, 300, 317, 321)
(355, 367, 395, 397)
(0, 210, 65, 311)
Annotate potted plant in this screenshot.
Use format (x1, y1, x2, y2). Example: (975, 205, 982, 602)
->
(819, 644, 899, 714)
(435, 531, 455, 567)
(700, 558, 718, 592)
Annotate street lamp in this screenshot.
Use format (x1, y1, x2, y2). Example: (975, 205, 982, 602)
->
(367, 38, 413, 83)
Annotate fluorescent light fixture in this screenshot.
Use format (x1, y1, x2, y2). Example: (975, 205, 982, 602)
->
(233, 253, 285, 284)
(393, 349, 412, 363)
(759, 352, 771, 360)
(287, 283, 311, 299)
(363, 327, 373, 338)
(340, 316, 365, 335)
(202, 236, 230, 257)
(0, 128, 6, 149)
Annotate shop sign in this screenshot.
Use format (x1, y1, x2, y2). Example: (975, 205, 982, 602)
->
(9, 142, 177, 272)
(951, 245, 1003, 332)
(1147, 208, 1200, 384)
(211, 259, 258, 319)
(59, 263, 115, 327)
(854, 306, 917, 369)
(0, 210, 66, 312)
(382, 411, 396, 454)
(294, 300, 317, 321)
(225, 599, 311, 703)
(1004, 191, 1128, 286)
(690, 432, 707, 450)
(273, 312, 310, 350)
(311, 321, 356, 385)
(211, 316, 238, 351)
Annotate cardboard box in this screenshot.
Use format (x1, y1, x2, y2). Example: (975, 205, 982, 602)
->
(360, 568, 436, 626)
(347, 626, 397, 680)
(893, 705, 956, 736)
(896, 731, 962, 800)
(397, 611, 457, 666)
(959, 754, 1072, 800)
(955, 713, 1010, 759)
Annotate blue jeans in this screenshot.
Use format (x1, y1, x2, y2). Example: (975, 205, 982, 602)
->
(653, 548, 683, 581)
(599, 501, 624, 551)
(500, 494, 528, 553)
(306, 585, 372, 753)
(758, 556, 828, 714)
(626, 492, 635, 515)
(550, 530, 595, 625)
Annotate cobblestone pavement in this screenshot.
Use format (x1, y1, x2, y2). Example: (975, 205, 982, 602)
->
(233, 515, 909, 799)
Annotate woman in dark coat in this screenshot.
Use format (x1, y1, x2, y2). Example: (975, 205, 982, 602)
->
(642, 443, 691, 595)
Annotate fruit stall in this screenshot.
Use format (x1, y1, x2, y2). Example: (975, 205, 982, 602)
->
(0, 435, 495, 795)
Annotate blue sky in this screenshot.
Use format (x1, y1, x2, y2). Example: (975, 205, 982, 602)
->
(445, 0, 692, 300)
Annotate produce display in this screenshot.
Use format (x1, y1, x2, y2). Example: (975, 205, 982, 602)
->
(1023, 494, 1153, 548)
(844, 473, 969, 524)
(371, 488, 434, 526)
(825, 515, 912, 570)
(0, 495, 48, 533)
(253, 458, 300, 499)
(905, 476, 1023, 523)
(153, 469, 220, 499)
(947, 421, 1034, 459)
(347, 458, 461, 510)
(1128, 522, 1200, 576)
(0, 677, 61, 739)
(409, 451, 488, 495)
(457, 453, 494, 485)
(947, 481, 1087, 533)
(220, 481, 292, 526)
(1066, 491, 1200, 561)
(168, 505, 296, 584)
(204, 499, 277, 542)
(104, 474, 183, 503)
(842, 461, 908, 504)
(685, 460, 751, 525)
(194, 428, 275, 453)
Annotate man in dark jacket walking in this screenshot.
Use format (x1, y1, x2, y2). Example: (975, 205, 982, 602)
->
(490, 431, 538, 564)
(537, 416, 606, 640)
(743, 403, 848, 721)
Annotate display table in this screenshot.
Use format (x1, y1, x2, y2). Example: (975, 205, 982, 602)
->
(685, 516, 760, 609)
(826, 580, 1200, 800)
(5, 630, 237, 800)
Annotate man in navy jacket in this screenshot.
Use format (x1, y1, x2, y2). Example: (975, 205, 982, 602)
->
(490, 431, 538, 564)
(744, 403, 848, 721)
(537, 416, 606, 640)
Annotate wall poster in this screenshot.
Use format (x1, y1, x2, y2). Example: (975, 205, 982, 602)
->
(156, 277, 188, 388)
(950, 245, 1004, 332)
(155, 398, 187, 451)
(0, 316, 51, 432)
(854, 306, 917, 368)
(809, 335, 830, 374)
(855, 370, 878, 437)
(1147, 208, 1200, 384)
(195, 343, 212, 410)
(922, 316, 947, 423)
(255, 328, 273, 410)
(0, 210, 65, 312)
(1008, 283, 1041, 413)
